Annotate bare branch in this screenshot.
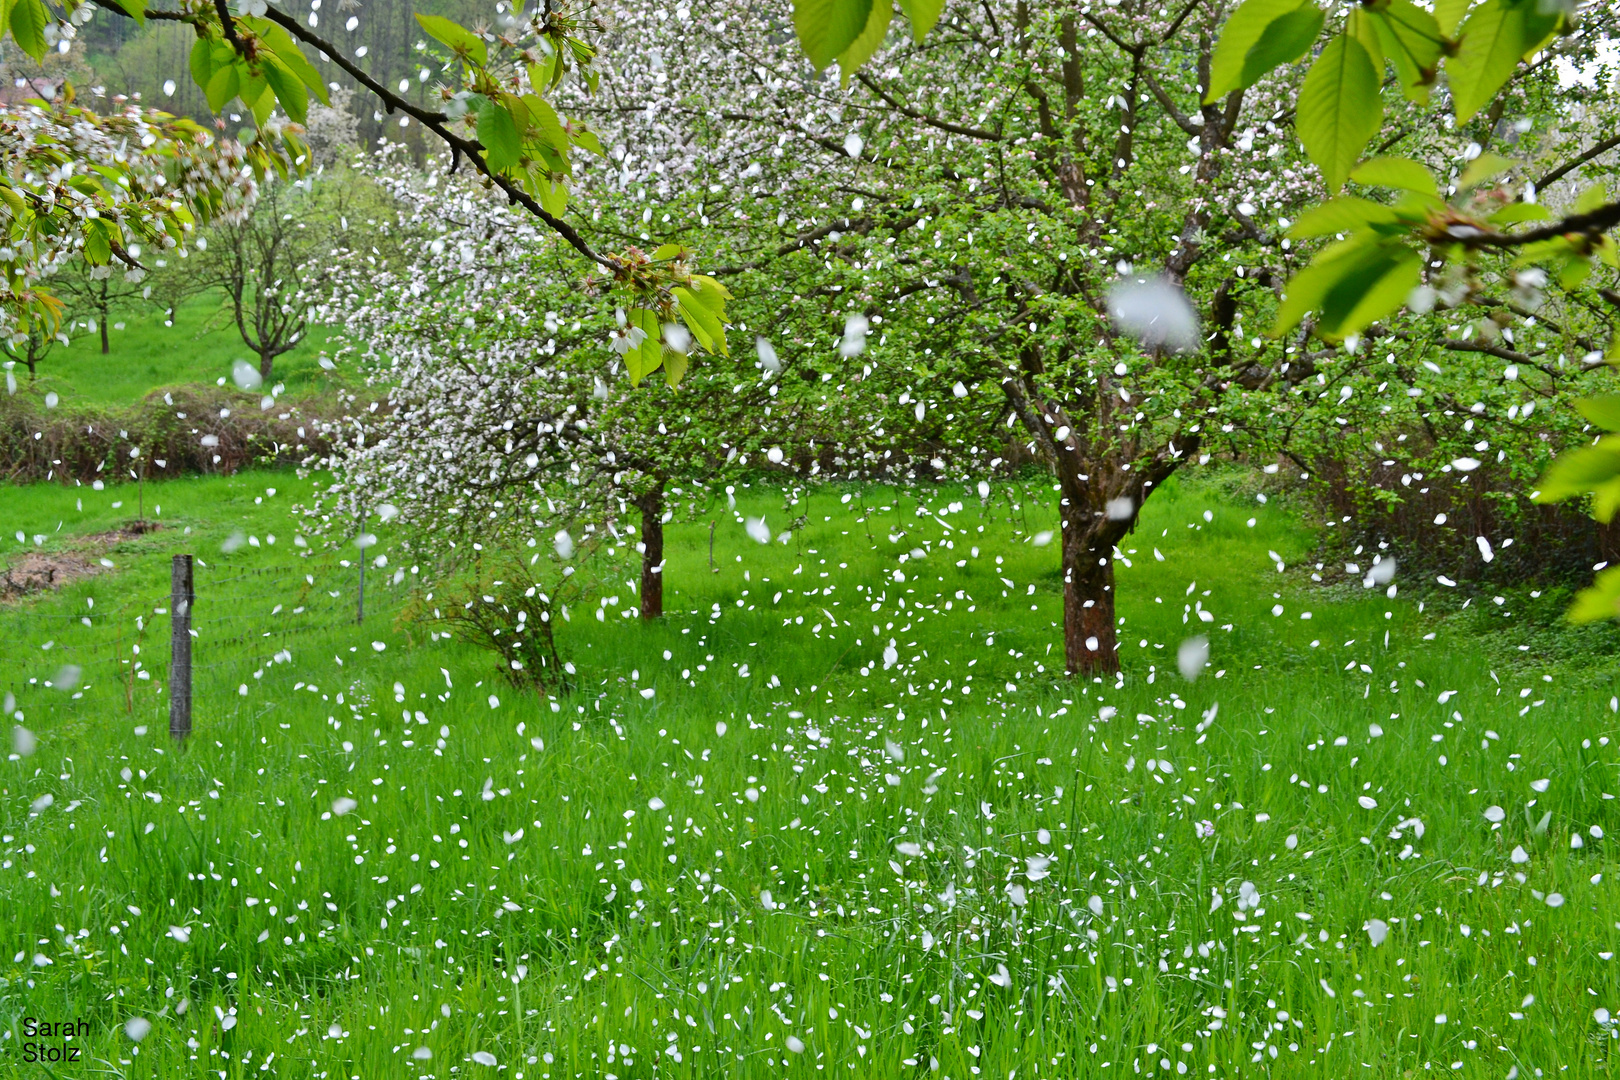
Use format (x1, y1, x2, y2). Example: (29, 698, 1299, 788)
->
(854, 73, 1001, 142)
(1536, 134, 1620, 191)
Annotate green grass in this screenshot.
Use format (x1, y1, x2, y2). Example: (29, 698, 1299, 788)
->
(1, 469, 1618, 1077)
(9, 292, 336, 407)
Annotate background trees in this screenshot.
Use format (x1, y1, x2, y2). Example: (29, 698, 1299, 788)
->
(53, 256, 152, 356)
(0, 0, 1616, 652)
(166, 172, 389, 382)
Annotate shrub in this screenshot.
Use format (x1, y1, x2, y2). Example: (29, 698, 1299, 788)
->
(0, 385, 343, 485)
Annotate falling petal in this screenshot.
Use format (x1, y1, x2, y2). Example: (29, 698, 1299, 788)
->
(1107, 276, 1200, 352)
(1177, 636, 1209, 681)
(231, 359, 264, 391)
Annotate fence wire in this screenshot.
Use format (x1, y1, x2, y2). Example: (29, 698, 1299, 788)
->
(1, 545, 415, 722)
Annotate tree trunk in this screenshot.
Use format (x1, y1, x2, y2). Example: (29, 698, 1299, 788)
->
(99, 313, 110, 355)
(1062, 502, 1120, 676)
(259, 350, 274, 382)
(639, 490, 665, 620)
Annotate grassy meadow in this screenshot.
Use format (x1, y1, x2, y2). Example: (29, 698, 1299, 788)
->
(6, 293, 335, 407)
(1, 468, 1618, 1077)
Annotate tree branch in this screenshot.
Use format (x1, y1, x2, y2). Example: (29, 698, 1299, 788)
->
(1458, 199, 1620, 248)
(1142, 69, 1199, 136)
(1443, 339, 1530, 364)
(1535, 133, 1620, 191)
(107, 0, 608, 267)
(854, 73, 1001, 142)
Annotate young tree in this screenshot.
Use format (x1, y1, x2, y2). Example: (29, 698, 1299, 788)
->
(170, 180, 317, 383)
(1, 321, 66, 378)
(53, 256, 152, 355)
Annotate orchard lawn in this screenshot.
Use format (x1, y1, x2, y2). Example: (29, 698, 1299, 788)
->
(7, 292, 335, 408)
(0, 468, 1617, 1077)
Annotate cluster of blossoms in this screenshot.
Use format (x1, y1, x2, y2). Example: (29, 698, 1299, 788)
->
(0, 96, 293, 343)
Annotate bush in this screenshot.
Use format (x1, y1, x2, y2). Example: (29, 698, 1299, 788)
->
(0, 385, 343, 485)
(411, 565, 578, 695)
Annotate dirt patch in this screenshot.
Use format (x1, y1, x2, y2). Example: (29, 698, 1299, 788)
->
(85, 520, 162, 544)
(1, 551, 103, 598)
(0, 521, 159, 600)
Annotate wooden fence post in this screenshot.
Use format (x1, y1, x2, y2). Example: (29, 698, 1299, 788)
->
(169, 554, 192, 741)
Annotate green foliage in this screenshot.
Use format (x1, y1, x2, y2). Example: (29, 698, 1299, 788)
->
(1537, 393, 1620, 526)
(1569, 565, 1620, 622)
(1448, 0, 1563, 122)
(7, 0, 48, 59)
(792, 0, 943, 73)
(1204, 0, 1323, 103)
(414, 12, 488, 66)
(606, 248, 733, 388)
(1297, 33, 1384, 193)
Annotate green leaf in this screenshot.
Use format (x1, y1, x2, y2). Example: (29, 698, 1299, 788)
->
(896, 0, 944, 41)
(83, 219, 111, 265)
(190, 37, 215, 92)
(1449, 0, 1562, 123)
(1486, 201, 1549, 226)
(623, 308, 663, 386)
(687, 274, 733, 313)
(415, 13, 488, 66)
(8, 0, 49, 61)
(1575, 395, 1620, 433)
(1315, 242, 1421, 339)
(1370, 0, 1444, 100)
(663, 347, 689, 387)
(1349, 156, 1439, 196)
(839, 0, 892, 87)
(1457, 151, 1514, 190)
(477, 100, 522, 172)
(1575, 181, 1610, 214)
(528, 54, 561, 94)
(1297, 34, 1383, 193)
(536, 177, 567, 218)
(1433, 0, 1471, 36)
(1241, 5, 1325, 90)
(1273, 237, 1419, 338)
(1287, 197, 1403, 239)
(260, 54, 308, 124)
(1557, 255, 1592, 290)
(241, 70, 275, 126)
(105, 0, 146, 21)
(1535, 437, 1620, 514)
(521, 94, 572, 156)
(1345, 8, 1383, 69)
(794, 0, 874, 71)
(1272, 237, 1372, 334)
(1568, 567, 1620, 623)
(244, 18, 330, 104)
(674, 286, 727, 355)
(1206, 0, 1315, 103)
(205, 61, 243, 112)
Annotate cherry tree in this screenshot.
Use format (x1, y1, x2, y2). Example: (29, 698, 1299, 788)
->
(575, 0, 1319, 674)
(303, 158, 853, 622)
(588, 0, 1617, 671)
